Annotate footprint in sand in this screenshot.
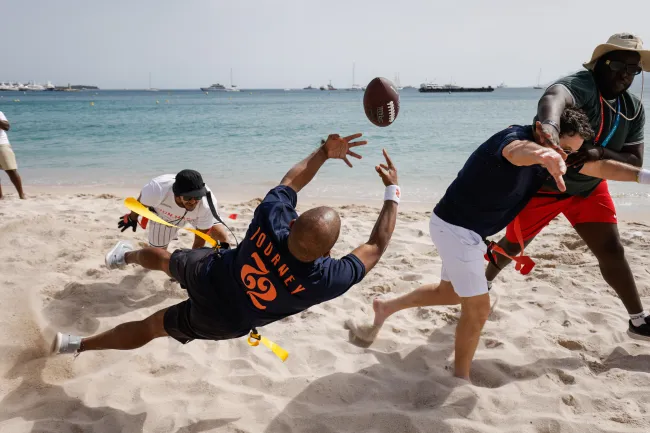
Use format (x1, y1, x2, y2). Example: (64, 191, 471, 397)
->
(557, 339, 586, 351)
(484, 338, 504, 349)
(556, 370, 576, 385)
(400, 273, 422, 282)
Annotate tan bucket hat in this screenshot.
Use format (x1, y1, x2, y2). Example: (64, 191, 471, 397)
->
(583, 33, 650, 72)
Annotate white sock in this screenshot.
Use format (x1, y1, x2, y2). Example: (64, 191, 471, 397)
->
(630, 311, 648, 327)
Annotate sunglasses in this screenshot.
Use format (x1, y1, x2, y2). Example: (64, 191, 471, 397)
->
(182, 195, 203, 202)
(605, 60, 643, 76)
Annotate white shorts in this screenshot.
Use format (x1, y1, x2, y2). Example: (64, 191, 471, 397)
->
(429, 212, 488, 298)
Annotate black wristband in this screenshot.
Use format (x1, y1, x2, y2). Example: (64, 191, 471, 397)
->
(541, 119, 560, 134)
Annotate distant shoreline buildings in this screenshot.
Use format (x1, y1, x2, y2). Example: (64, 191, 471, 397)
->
(0, 82, 99, 91)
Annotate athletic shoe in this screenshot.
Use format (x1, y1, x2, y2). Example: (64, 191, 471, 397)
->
(628, 316, 650, 341)
(52, 332, 82, 354)
(105, 240, 134, 269)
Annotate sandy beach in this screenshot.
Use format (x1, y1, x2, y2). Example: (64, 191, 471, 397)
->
(1, 189, 649, 432)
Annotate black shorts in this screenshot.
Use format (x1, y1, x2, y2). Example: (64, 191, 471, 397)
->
(164, 248, 250, 344)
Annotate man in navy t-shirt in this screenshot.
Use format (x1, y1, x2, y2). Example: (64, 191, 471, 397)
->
(352, 108, 621, 381)
(53, 133, 402, 356)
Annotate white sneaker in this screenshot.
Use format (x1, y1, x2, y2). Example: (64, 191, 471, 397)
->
(105, 240, 134, 269)
(52, 332, 82, 354)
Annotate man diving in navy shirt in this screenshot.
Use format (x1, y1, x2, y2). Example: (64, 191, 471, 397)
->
(349, 107, 650, 381)
(52, 133, 401, 356)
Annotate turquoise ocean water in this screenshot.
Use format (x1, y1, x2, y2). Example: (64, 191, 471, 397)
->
(0, 88, 648, 205)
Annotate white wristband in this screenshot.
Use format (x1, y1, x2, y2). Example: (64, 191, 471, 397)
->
(384, 185, 401, 204)
(638, 169, 650, 185)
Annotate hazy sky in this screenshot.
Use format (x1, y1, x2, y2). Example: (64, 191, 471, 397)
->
(3, 0, 650, 89)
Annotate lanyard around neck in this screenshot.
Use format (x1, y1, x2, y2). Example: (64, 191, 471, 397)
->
(595, 95, 621, 148)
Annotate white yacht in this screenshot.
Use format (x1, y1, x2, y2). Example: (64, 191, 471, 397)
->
(24, 82, 45, 91)
(201, 83, 226, 91)
(0, 83, 18, 91)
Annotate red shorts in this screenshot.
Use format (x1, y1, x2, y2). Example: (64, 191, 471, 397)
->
(505, 181, 617, 243)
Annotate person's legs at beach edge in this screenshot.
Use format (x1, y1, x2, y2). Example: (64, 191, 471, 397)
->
(6, 169, 25, 199)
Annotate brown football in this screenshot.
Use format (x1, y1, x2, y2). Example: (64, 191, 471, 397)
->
(363, 77, 400, 127)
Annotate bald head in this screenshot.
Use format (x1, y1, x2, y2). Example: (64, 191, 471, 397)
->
(287, 206, 341, 262)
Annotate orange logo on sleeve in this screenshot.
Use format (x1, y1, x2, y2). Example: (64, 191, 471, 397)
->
(240, 252, 277, 310)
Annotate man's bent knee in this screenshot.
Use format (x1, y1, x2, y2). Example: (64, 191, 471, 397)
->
(145, 308, 170, 339)
(460, 293, 491, 322)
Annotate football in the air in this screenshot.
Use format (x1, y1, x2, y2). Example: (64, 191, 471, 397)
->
(363, 77, 400, 127)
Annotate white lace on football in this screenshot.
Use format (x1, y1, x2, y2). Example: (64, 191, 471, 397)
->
(387, 101, 396, 123)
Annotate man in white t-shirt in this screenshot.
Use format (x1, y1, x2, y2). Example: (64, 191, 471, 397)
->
(0, 111, 26, 199)
(118, 169, 229, 249)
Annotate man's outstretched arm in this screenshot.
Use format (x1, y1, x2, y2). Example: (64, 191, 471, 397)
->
(350, 149, 399, 274)
(580, 159, 650, 182)
(280, 133, 366, 193)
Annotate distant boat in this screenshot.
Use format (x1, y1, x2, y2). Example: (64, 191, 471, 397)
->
(303, 85, 315, 90)
(346, 62, 364, 91)
(320, 80, 336, 91)
(533, 69, 543, 89)
(0, 82, 18, 91)
(418, 82, 494, 93)
(23, 81, 45, 91)
(224, 68, 240, 92)
(394, 73, 403, 91)
(201, 83, 226, 92)
(146, 73, 159, 91)
(497, 82, 507, 89)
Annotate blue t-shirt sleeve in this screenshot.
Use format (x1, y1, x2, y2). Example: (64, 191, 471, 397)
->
(321, 254, 366, 298)
(495, 126, 533, 164)
(262, 185, 298, 208)
(251, 185, 298, 238)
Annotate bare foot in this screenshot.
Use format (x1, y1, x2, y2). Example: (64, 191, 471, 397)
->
(19, 195, 26, 200)
(372, 297, 390, 328)
(344, 297, 391, 343)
